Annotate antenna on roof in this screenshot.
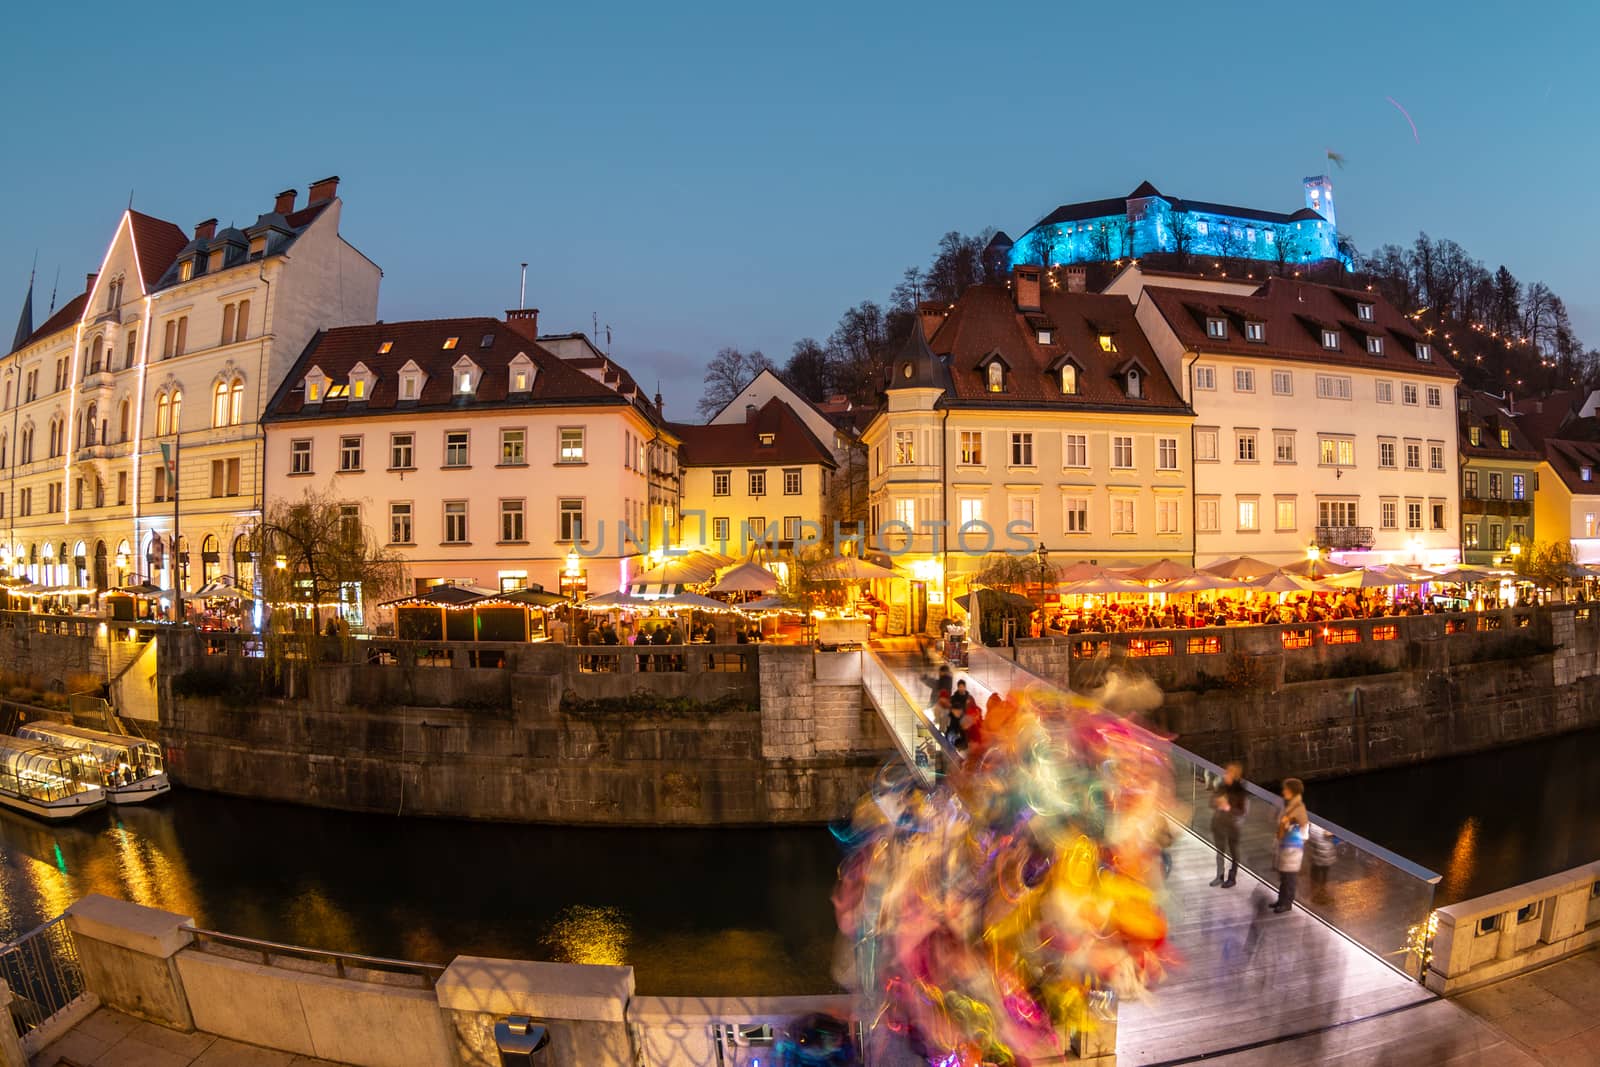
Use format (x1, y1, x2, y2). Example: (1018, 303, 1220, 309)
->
(519, 263, 527, 310)
(592, 312, 598, 342)
(47, 266, 58, 315)
(605, 324, 611, 357)
(127, 189, 134, 211)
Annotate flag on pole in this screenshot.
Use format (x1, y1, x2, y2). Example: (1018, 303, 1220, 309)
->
(159, 442, 176, 480)
(1326, 150, 1347, 170)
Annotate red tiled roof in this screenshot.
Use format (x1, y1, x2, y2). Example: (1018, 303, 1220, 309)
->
(127, 211, 189, 290)
(264, 316, 648, 421)
(16, 292, 87, 350)
(926, 283, 1190, 413)
(668, 398, 836, 468)
(1544, 439, 1600, 495)
(1143, 278, 1460, 380)
(1460, 391, 1540, 461)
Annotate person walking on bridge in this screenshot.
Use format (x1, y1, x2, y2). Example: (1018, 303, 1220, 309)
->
(1274, 777, 1309, 913)
(1209, 762, 1247, 888)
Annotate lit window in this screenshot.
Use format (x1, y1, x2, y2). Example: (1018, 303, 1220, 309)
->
(1416, 343, 1432, 362)
(1499, 428, 1510, 447)
(1060, 364, 1077, 394)
(1321, 329, 1340, 350)
(500, 428, 526, 465)
(1319, 437, 1355, 466)
(1037, 328, 1053, 344)
(559, 427, 585, 463)
(1098, 334, 1117, 353)
(1583, 466, 1593, 482)
(458, 372, 473, 394)
(1237, 498, 1258, 531)
(894, 429, 915, 465)
(986, 362, 1004, 392)
(179, 260, 194, 282)
(442, 337, 459, 350)
(960, 431, 984, 465)
(1366, 335, 1384, 355)
(378, 341, 393, 354)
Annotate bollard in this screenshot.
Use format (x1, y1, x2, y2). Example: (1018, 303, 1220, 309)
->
(494, 1015, 550, 1065)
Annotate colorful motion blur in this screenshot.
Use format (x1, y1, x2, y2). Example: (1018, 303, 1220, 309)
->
(833, 684, 1178, 1065)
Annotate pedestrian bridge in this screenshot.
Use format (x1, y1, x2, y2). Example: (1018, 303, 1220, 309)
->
(863, 644, 1539, 1064)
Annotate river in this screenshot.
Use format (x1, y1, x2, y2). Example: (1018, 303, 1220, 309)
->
(0, 728, 1596, 994)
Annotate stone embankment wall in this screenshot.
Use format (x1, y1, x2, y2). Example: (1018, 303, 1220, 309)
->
(1010, 606, 1600, 782)
(0, 613, 103, 694)
(156, 637, 890, 826)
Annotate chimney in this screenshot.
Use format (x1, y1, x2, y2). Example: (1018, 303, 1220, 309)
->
(745, 403, 758, 423)
(504, 308, 540, 342)
(86, 273, 98, 294)
(273, 189, 297, 215)
(1064, 265, 1088, 293)
(1013, 266, 1042, 312)
(917, 300, 950, 342)
(307, 175, 340, 205)
(194, 218, 218, 241)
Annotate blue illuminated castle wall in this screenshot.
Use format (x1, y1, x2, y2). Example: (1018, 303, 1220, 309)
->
(1006, 176, 1349, 270)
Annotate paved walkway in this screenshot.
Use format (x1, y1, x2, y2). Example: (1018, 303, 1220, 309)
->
(31, 1006, 347, 1067)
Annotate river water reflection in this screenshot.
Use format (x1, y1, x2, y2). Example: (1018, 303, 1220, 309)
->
(0, 727, 1595, 993)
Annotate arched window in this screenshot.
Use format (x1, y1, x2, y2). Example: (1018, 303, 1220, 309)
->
(1061, 364, 1077, 395)
(47, 418, 59, 458)
(89, 336, 104, 374)
(170, 390, 183, 433)
(1126, 368, 1142, 399)
(229, 378, 244, 425)
(20, 426, 32, 464)
(119, 400, 130, 442)
(155, 392, 170, 436)
(84, 403, 98, 445)
(986, 362, 1003, 393)
(213, 382, 229, 427)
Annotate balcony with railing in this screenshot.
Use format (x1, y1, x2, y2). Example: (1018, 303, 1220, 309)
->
(1314, 525, 1375, 550)
(1461, 496, 1531, 517)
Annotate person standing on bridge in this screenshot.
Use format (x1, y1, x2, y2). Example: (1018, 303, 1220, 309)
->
(1209, 762, 1247, 888)
(1274, 777, 1309, 913)
(925, 664, 953, 708)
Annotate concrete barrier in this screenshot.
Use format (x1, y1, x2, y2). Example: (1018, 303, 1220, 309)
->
(175, 949, 452, 1067)
(1426, 859, 1600, 994)
(436, 956, 635, 1066)
(65, 896, 194, 1029)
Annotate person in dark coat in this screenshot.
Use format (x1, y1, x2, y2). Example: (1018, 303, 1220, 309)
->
(925, 664, 953, 707)
(1210, 762, 1248, 888)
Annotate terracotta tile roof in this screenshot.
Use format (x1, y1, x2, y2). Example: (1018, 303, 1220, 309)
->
(127, 211, 190, 290)
(668, 398, 836, 469)
(1543, 438, 1600, 495)
(15, 292, 87, 351)
(1459, 391, 1541, 461)
(925, 283, 1190, 414)
(1510, 392, 1578, 447)
(1144, 278, 1460, 380)
(263, 316, 650, 422)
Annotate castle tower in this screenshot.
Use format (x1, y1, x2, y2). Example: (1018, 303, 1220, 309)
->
(1303, 175, 1336, 230)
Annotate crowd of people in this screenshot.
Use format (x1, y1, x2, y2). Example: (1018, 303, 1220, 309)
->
(1040, 590, 1503, 635)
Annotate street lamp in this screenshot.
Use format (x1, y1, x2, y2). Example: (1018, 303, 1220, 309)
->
(1306, 541, 1321, 563)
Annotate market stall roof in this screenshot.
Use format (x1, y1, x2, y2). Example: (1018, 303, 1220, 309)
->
(101, 581, 163, 597)
(192, 577, 250, 600)
(710, 562, 780, 594)
(1123, 559, 1198, 582)
(578, 589, 735, 611)
(631, 551, 733, 586)
(381, 584, 490, 607)
(1201, 556, 1280, 581)
(495, 585, 568, 607)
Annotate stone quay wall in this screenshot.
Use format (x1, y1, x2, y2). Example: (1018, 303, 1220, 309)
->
(1008, 606, 1600, 782)
(153, 634, 890, 826)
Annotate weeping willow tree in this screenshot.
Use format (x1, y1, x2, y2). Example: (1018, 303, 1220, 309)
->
(251, 487, 409, 636)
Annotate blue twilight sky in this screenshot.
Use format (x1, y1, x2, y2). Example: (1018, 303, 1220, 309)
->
(1, 0, 1596, 416)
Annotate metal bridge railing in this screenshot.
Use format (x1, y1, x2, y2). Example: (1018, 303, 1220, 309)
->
(0, 914, 88, 1041)
(181, 926, 447, 988)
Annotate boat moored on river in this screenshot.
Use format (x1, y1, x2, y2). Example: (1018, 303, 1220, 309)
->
(13, 722, 170, 805)
(0, 735, 107, 820)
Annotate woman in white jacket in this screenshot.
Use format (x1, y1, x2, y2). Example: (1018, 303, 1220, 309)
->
(1274, 777, 1309, 913)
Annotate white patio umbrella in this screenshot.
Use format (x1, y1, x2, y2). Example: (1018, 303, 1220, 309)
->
(1202, 556, 1280, 581)
(710, 562, 780, 594)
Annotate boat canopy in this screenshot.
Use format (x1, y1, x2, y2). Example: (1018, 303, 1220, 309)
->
(16, 722, 162, 770)
(0, 735, 100, 797)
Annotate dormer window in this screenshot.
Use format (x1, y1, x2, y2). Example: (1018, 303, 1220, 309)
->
(348, 361, 376, 401)
(1357, 303, 1375, 322)
(248, 235, 267, 258)
(1126, 368, 1142, 399)
(1366, 335, 1384, 355)
(1098, 334, 1117, 353)
(452, 355, 481, 396)
(758, 433, 775, 447)
(178, 260, 195, 283)
(1061, 364, 1077, 395)
(1036, 328, 1053, 345)
(377, 341, 393, 355)
(303, 366, 328, 404)
(397, 359, 425, 402)
(1416, 343, 1432, 362)
(442, 337, 459, 351)
(1321, 329, 1340, 350)
(986, 361, 1004, 393)
(1500, 429, 1511, 449)
(1245, 321, 1265, 342)
(507, 352, 535, 394)
(1206, 317, 1228, 339)
(207, 249, 225, 273)
(1584, 466, 1593, 482)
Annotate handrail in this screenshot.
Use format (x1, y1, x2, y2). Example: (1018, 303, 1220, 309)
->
(181, 925, 447, 986)
(965, 645, 1442, 885)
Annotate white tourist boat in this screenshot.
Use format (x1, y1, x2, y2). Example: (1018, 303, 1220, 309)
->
(13, 722, 171, 805)
(0, 735, 107, 820)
